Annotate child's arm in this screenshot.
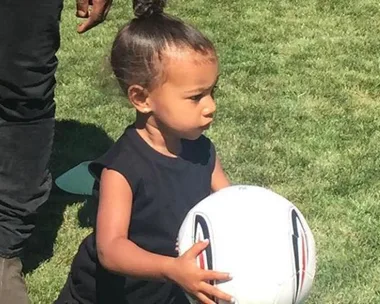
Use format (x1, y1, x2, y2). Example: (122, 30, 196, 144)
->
(96, 168, 233, 304)
(96, 168, 171, 278)
(211, 156, 230, 192)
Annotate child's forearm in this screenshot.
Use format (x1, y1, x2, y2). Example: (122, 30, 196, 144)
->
(97, 237, 176, 281)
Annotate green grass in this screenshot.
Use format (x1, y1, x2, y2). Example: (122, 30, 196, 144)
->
(25, 0, 380, 303)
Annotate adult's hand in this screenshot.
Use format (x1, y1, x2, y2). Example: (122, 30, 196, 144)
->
(76, 0, 113, 33)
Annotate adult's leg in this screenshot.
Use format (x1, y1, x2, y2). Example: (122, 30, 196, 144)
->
(0, 0, 63, 302)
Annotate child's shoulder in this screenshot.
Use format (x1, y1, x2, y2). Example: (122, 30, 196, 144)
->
(88, 126, 141, 180)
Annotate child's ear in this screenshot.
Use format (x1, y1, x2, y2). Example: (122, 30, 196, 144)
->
(128, 85, 152, 114)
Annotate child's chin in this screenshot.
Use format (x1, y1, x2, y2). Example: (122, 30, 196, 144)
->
(182, 131, 203, 141)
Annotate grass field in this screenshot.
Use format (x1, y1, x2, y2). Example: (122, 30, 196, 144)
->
(24, 0, 380, 303)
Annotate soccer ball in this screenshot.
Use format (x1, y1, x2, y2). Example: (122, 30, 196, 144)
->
(177, 185, 316, 304)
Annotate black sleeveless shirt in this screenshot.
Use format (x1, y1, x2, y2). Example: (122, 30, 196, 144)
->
(68, 125, 216, 304)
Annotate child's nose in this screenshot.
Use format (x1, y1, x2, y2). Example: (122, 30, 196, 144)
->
(203, 97, 216, 117)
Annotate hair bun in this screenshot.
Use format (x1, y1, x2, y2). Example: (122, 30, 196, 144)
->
(133, 0, 167, 18)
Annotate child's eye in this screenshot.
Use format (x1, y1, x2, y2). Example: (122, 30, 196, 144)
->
(189, 94, 203, 102)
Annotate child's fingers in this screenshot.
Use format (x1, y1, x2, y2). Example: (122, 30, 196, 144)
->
(195, 291, 216, 304)
(185, 239, 209, 258)
(199, 282, 234, 303)
(202, 270, 232, 282)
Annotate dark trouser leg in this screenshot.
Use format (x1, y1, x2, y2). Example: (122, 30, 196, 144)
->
(0, 0, 63, 302)
(0, 118, 55, 257)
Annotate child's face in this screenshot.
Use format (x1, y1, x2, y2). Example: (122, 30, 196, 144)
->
(147, 48, 219, 140)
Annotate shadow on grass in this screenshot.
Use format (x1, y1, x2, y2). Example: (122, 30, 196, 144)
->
(22, 119, 114, 274)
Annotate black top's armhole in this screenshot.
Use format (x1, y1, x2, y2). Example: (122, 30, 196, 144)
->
(88, 147, 139, 197)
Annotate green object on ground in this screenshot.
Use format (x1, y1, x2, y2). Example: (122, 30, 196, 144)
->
(55, 161, 94, 195)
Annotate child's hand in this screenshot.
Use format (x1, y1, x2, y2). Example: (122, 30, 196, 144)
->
(167, 240, 234, 304)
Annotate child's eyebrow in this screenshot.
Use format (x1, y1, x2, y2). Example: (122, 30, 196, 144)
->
(184, 76, 220, 94)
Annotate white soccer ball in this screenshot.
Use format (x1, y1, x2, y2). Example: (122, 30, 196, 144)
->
(177, 185, 316, 304)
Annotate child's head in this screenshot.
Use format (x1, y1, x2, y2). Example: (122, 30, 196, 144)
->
(111, 0, 219, 140)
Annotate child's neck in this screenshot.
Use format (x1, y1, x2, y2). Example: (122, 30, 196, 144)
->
(135, 117, 182, 158)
